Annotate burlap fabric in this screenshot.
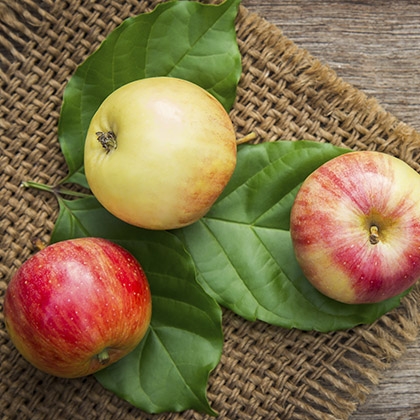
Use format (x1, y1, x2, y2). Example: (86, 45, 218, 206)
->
(2, 1, 420, 419)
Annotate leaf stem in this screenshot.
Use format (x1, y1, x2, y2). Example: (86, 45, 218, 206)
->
(55, 187, 92, 199)
(21, 180, 92, 199)
(21, 180, 55, 194)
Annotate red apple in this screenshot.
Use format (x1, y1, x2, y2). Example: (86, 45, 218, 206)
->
(3, 237, 152, 378)
(290, 150, 420, 304)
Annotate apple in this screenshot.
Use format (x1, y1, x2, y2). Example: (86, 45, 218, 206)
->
(3, 237, 152, 378)
(84, 76, 237, 230)
(290, 150, 420, 304)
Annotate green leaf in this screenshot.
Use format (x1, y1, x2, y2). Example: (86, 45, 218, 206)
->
(51, 196, 223, 415)
(57, 0, 242, 185)
(175, 141, 407, 332)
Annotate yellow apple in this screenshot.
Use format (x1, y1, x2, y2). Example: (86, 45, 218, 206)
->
(84, 77, 237, 230)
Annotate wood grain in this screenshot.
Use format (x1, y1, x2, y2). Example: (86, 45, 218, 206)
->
(241, 1, 420, 418)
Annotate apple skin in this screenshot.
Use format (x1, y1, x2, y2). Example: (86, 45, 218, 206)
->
(84, 77, 237, 230)
(290, 151, 420, 304)
(3, 237, 152, 378)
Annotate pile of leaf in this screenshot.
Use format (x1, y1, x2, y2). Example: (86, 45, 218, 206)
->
(27, 0, 406, 414)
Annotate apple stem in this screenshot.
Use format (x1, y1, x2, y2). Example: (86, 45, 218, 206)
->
(96, 131, 117, 153)
(96, 349, 110, 365)
(369, 224, 380, 245)
(236, 132, 257, 145)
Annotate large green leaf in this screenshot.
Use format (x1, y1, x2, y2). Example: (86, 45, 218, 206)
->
(175, 141, 408, 332)
(51, 197, 223, 415)
(57, 0, 242, 186)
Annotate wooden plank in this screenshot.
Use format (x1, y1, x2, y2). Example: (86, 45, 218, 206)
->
(242, 0, 420, 130)
(241, 1, 420, 418)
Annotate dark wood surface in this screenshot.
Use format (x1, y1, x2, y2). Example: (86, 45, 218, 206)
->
(242, 1, 420, 419)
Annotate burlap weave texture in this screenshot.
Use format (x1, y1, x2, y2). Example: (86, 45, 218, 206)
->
(2, 1, 420, 419)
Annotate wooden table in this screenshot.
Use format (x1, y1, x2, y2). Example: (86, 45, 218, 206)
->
(242, 1, 420, 418)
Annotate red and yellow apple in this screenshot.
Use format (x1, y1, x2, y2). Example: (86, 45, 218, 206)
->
(84, 76, 237, 230)
(3, 237, 152, 378)
(290, 150, 420, 304)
